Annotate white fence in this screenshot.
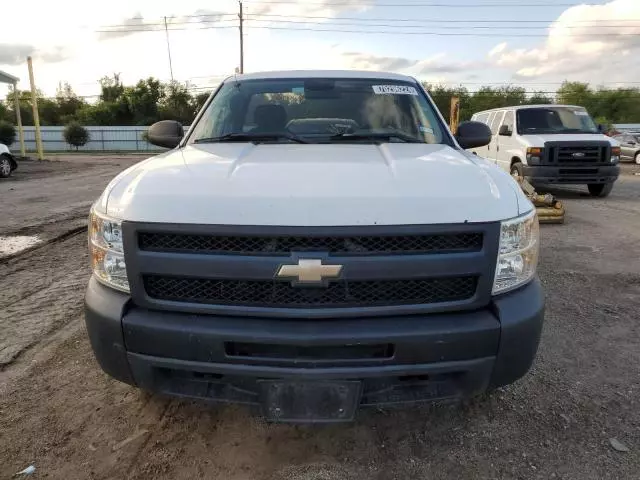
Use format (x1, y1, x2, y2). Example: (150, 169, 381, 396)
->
(9, 126, 184, 152)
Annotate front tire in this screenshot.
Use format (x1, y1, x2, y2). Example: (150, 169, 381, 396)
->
(635, 152, 640, 165)
(0, 155, 12, 178)
(588, 182, 614, 197)
(510, 161, 524, 182)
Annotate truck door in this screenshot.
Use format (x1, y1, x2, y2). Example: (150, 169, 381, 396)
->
(487, 110, 505, 165)
(496, 110, 515, 171)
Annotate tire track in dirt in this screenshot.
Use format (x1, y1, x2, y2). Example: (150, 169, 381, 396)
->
(0, 232, 89, 368)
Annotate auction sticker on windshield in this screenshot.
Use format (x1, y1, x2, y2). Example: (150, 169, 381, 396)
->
(372, 85, 419, 95)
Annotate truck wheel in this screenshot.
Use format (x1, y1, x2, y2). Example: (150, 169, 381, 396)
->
(510, 161, 524, 182)
(0, 155, 12, 178)
(588, 182, 614, 197)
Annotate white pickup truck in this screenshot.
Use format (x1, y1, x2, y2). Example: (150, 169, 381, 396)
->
(0, 143, 17, 178)
(85, 70, 544, 422)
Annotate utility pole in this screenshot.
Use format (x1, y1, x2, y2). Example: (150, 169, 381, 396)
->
(26, 57, 43, 161)
(164, 16, 174, 82)
(238, 1, 244, 74)
(12, 83, 25, 157)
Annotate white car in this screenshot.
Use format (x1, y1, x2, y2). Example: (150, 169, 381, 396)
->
(0, 143, 17, 178)
(470, 105, 620, 197)
(85, 70, 544, 422)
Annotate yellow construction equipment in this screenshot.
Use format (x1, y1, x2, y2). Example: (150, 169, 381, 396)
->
(517, 177, 565, 224)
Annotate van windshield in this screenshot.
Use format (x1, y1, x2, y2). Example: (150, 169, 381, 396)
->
(516, 107, 599, 135)
(188, 78, 446, 145)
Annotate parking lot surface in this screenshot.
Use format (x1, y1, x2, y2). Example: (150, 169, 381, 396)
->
(1, 156, 639, 479)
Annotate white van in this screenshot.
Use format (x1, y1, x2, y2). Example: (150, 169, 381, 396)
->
(470, 105, 620, 197)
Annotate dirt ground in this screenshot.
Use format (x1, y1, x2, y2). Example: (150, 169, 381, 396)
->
(1, 157, 639, 480)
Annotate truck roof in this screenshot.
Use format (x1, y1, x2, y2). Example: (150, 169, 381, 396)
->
(224, 70, 417, 82)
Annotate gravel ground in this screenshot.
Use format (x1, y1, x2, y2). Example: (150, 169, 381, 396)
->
(0, 157, 639, 479)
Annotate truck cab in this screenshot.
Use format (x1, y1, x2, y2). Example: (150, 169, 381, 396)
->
(85, 70, 544, 422)
(471, 105, 620, 197)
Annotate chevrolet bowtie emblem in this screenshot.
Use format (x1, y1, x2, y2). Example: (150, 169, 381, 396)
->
(276, 259, 343, 285)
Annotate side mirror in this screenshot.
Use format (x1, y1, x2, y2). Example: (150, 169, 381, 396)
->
(147, 120, 184, 149)
(597, 124, 605, 133)
(456, 121, 492, 149)
(498, 124, 512, 136)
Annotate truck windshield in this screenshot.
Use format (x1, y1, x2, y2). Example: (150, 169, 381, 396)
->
(188, 78, 446, 145)
(516, 107, 599, 135)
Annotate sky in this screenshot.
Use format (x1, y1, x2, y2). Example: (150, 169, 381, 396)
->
(0, 0, 639, 100)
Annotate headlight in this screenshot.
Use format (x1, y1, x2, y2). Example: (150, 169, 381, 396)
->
(610, 146, 620, 164)
(89, 209, 129, 292)
(493, 209, 539, 295)
(526, 147, 543, 164)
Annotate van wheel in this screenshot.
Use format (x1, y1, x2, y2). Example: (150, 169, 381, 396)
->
(588, 182, 614, 197)
(510, 161, 524, 182)
(0, 155, 12, 178)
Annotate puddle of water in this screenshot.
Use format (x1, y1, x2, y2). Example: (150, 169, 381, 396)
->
(0, 235, 42, 256)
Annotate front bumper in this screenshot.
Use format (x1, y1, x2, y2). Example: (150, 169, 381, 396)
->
(523, 164, 619, 185)
(85, 276, 545, 416)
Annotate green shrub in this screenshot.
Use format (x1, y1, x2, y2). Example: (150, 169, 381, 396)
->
(0, 121, 16, 146)
(63, 122, 90, 150)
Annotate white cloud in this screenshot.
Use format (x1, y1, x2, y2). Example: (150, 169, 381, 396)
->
(488, 43, 507, 58)
(489, 0, 640, 82)
(0, 0, 374, 96)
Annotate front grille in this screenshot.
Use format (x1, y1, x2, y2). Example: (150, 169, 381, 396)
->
(138, 232, 483, 256)
(546, 143, 607, 164)
(144, 275, 478, 308)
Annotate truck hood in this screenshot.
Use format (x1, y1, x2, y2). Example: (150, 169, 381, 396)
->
(102, 143, 526, 226)
(519, 133, 618, 146)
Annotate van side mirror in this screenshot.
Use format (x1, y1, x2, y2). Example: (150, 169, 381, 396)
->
(148, 120, 184, 148)
(456, 121, 492, 149)
(499, 125, 512, 136)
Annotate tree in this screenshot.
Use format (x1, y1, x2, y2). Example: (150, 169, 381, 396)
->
(527, 91, 554, 105)
(125, 77, 164, 125)
(63, 122, 90, 150)
(556, 82, 594, 109)
(56, 82, 87, 124)
(99, 74, 125, 103)
(161, 81, 196, 124)
(191, 92, 211, 114)
(0, 102, 8, 123)
(0, 121, 16, 146)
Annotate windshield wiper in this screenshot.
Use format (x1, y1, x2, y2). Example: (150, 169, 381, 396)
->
(328, 132, 424, 143)
(194, 132, 309, 144)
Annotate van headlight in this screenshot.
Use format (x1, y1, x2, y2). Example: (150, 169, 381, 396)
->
(610, 146, 621, 164)
(493, 209, 539, 295)
(89, 208, 129, 292)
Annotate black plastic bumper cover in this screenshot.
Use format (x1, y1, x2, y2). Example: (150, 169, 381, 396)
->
(85, 276, 545, 405)
(523, 164, 619, 184)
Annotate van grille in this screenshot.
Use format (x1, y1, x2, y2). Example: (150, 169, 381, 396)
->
(545, 142, 608, 164)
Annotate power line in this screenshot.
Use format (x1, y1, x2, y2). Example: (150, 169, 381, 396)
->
(245, 18, 640, 29)
(95, 22, 638, 37)
(244, 1, 599, 7)
(95, 25, 237, 33)
(245, 13, 640, 23)
(238, 24, 640, 37)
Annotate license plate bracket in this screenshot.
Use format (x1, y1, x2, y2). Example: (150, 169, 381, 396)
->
(259, 380, 362, 423)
